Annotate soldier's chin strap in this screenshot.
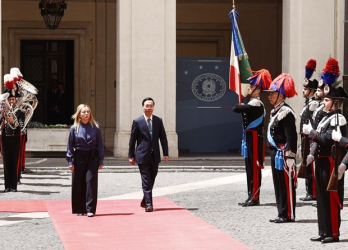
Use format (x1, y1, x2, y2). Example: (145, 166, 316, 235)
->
(275, 91, 280, 105)
(249, 86, 258, 97)
(329, 99, 338, 112)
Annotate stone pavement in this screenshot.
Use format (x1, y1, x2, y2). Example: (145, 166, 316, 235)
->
(17, 152, 271, 173)
(0, 156, 348, 249)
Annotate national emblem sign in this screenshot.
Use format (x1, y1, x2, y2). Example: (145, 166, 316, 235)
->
(191, 73, 227, 102)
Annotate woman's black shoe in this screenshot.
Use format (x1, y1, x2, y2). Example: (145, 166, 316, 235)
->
(4, 188, 10, 192)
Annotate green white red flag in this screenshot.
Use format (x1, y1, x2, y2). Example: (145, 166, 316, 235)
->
(228, 9, 252, 103)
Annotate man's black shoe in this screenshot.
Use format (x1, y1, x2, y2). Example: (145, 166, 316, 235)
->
(321, 237, 339, 243)
(140, 202, 146, 208)
(310, 235, 326, 241)
(269, 217, 280, 223)
(238, 199, 250, 206)
(4, 188, 10, 192)
(10, 189, 17, 192)
(242, 200, 260, 207)
(274, 218, 295, 223)
(145, 206, 153, 212)
(311, 203, 317, 207)
(300, 194, 315, 201)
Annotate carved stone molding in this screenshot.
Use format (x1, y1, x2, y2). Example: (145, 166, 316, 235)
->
(2, 21, 92, 107)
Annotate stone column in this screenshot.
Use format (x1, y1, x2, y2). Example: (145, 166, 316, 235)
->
(115, 0, 178, 158)
(282, 0, 345, 130)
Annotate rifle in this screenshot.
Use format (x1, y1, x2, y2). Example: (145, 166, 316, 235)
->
(327, 102, 340, 191)
(297, 101, 310, 178)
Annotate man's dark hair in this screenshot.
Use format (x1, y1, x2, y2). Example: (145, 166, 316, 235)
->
(142, 97, 155, 106)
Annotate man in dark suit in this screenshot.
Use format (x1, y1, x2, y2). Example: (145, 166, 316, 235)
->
(128, 97, 169, 212)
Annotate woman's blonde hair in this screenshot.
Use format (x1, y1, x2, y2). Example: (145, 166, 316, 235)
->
(71, 104, 98, 132)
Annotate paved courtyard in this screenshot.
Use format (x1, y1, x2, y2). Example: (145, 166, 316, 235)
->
(0, 157, 348, 249)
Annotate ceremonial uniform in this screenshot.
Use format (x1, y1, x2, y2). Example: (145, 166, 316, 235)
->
(299, 59, 318, 201)
(233, 68, 271, 207)
(1, 108, 25, 191)
(304, 58, 347, 243)
(17, 129, 27, 182)
(233, 97, 265, 204)
(265, 73, 298, 223)
(308, 111, 346, 241)
(1, 68, 37, 192)
(300, 97, 318, 200)
(311, 102, 325, 130)
(268, 102, 297, 220)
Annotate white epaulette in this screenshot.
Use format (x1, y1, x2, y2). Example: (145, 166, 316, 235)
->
(277, 106, 295, 121)
(248, 98, 262, 107)
(309, 100, 320, 111)
(329, 114, 347, 126)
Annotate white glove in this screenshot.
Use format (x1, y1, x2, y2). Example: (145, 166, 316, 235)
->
(302, 123, 312, 135)
(338, 163, 347, 180)
(306, 155, 314, 166)
(332, 127, 342, 142)
(286, 159, 295, 171)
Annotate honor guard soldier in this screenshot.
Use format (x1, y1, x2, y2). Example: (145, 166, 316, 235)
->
(299, 59, 318, 201)
(233, 69, 272, 207)
(306, 73, 327, 208)
(312, 79, 326, 130)
(332, 129, 348, 181)
(265, 73, 298, 223)
(303, 58, 347, 243)
(1, 74, 25, 192)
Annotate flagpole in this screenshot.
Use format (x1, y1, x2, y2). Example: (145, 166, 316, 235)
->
(232, 0, 235, 9)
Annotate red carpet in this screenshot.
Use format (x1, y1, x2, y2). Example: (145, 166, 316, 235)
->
(46, 198, 250, 250)
(0, 200, 47, 212)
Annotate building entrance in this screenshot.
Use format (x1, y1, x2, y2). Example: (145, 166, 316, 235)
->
(20, 40, 74, 125)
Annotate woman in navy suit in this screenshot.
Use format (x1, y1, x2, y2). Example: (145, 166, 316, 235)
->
(67, 104, 104, 217)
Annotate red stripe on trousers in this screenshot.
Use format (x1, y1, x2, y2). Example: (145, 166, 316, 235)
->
(311, 162, 316, 198)
(251, 131, 259, 201)
(283, 169, 293, 219)
(328, 157, 341, 238)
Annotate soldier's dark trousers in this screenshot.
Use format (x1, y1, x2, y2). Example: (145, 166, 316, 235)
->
(315, 157, 344, 238)
(270, 147, 296, 219)
(2, 135, 20, 190)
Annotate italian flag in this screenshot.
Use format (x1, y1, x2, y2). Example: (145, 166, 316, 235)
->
(228, 9, 252, 103)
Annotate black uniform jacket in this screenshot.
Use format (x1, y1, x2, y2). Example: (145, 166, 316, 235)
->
(268, 102, 297, 156)
(2, 109, 25, 136)
(309, 110, 346, 157)
(300, 97, 319, 132)
(233, 97, 265, 132)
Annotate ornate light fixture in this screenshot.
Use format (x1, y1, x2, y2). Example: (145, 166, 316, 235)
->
(39, 0, 67, 30)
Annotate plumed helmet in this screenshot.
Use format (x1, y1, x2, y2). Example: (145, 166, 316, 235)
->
(323, 86, 348, 100)
(4, 74, 16, 90)
(265, 73, 298, 98)
(321, 58, 340, 96)
(10, 67, 23, 81)
(321, 58, 340, 86)
(303, 59, 318, 90)
(247, 68, 272, 90)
